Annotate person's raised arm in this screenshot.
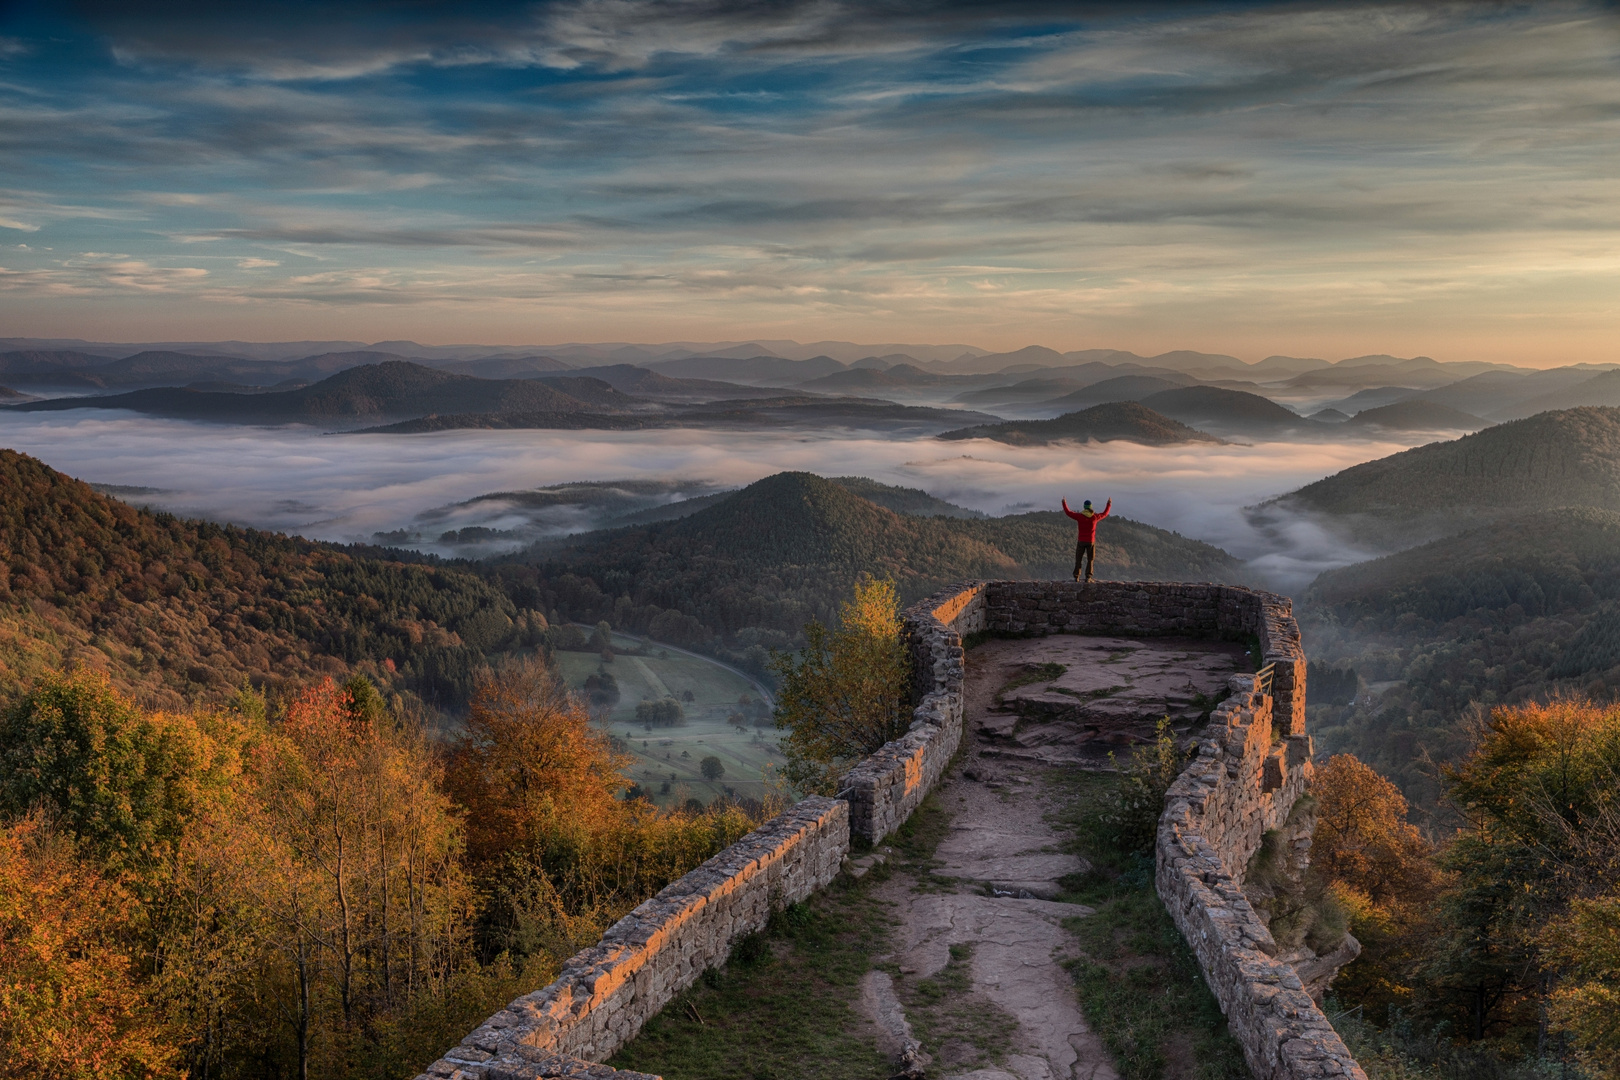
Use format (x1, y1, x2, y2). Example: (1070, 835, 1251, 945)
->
(1098, 498, 1111, 520)
(1062, 498, 1082, 521)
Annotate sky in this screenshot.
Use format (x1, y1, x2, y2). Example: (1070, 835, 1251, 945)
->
(2, 2, 1619, 364)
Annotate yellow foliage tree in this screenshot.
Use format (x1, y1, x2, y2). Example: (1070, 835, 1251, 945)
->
(770, 577, 911, 795)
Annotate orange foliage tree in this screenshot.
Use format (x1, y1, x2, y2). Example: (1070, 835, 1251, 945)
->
(0, 814, 175, 1080)
(1310, 753, 1439, 1022)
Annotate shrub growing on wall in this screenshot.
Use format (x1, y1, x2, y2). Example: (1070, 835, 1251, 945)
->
(770, 577, 911, 795)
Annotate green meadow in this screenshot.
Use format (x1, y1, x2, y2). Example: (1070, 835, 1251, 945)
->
(551, 632, 785, 807)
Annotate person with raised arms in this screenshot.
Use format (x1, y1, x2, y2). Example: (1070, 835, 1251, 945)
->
(1062, 497, 1111, 583)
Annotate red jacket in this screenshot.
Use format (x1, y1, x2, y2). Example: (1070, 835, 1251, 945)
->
(1062, 498, 1110, 542)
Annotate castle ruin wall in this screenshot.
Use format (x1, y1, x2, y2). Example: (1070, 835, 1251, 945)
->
(421, 578, 1359, 1080)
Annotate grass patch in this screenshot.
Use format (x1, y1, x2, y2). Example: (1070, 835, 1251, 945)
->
(606, 882, 893, 1080)
(995, 661, 1068, 704)
(897, 943, 1019, 1072)
(1046, 769, 1250, 1080)
(608, 790, 959, 1079)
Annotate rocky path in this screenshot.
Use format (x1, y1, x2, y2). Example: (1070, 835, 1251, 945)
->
(860, 640, 1123, 1080)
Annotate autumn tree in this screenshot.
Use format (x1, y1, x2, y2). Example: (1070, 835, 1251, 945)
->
(0, 814, 176, 1080)
(1310, 753, 1439, 1021)
(770, 577, 910, 794)
(1423, 699, 1620, 1046)
(235, 677, 470, 1079)
(0, 669, 230, 877)
(445, 656, 630, 867)
(1313, 754, 1436, 906)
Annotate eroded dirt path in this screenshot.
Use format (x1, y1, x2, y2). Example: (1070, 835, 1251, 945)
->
(862, 640, 1124, 1080)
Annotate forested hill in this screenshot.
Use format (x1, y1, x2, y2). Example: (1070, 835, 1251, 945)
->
(1300, 506, 1620, 808)
(492, 471, 1242, 665)
(938, 401, 1219, 446)
(1307, 506, 1620, 625)
(0, 449, 526, 708)
(1272, 406, 1620, 545)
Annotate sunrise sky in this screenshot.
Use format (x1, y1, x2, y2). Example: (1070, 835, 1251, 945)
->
(2, 2, 1618, 364)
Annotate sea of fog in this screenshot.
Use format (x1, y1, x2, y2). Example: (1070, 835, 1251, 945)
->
(0, 412, 1434, 593)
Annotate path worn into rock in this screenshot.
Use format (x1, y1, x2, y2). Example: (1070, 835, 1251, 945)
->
(861, 638, 1132, 1080)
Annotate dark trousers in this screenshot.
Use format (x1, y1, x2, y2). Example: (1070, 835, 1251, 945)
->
(1074, 541, 1096, 581)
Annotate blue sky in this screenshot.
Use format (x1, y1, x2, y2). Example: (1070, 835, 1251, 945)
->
(1, 2, 1618, 363)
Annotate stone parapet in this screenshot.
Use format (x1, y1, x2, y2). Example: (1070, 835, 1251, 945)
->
(415, 797, 849, 1080)
(933, 577, 1359, 1080)
(1158, 678, 1362, 1079)
(842, 582, 987, 844)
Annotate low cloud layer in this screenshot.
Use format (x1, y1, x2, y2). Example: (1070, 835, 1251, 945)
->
(0, 413, 1423, 592)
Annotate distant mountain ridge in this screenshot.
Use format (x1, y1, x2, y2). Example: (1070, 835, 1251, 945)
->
(938, 401, 1219, 446)
(7, 360, 624, 427)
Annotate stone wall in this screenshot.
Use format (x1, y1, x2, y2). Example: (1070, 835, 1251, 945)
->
(422, 577, 1358, 1080)
(1157, 676, 1364, 1080)
(414, 797, 848, 1080)
(946, 578, 1362, 1080)
(841, 582, 987, 844)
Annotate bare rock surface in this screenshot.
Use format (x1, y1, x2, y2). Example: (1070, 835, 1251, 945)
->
(859, 640, 1121, 1080)
(974, 635, 1247, 762)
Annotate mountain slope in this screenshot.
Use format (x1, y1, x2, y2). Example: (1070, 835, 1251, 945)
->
(1136, 386, 1311, 433)
(1270, 406, 1620, 547)
(938, 401, 1219, 446)
(1500, 369, 1620, 419)
(1342, 400, 1488, 431)
(827, 477, 985, 518)
(499, 472, 1242, 653)
(0, 450, 524, 708)
(1306, 506, 1620, 624)
(10, 361, 609, 427)
(1040, 374, 1193, 410)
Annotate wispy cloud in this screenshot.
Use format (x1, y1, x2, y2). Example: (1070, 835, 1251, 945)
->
(0, 3, 1617, 358)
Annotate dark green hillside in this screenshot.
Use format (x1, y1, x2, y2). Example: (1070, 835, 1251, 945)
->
(1300, 506, 1620, 809)
(1342, 400, 1487, 431)
(494, 472, 1241, 674)
(1274, 407, 1620, 546)
(1307, 507, 1620, 624)
(11, 360, 607, 426)
(1137, 385, 1310, 431)
(0, 449, 523, 709)
(827, 477, 985, 518)
(595, 477, 984, 529)
(938, 401, 1218, 446)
